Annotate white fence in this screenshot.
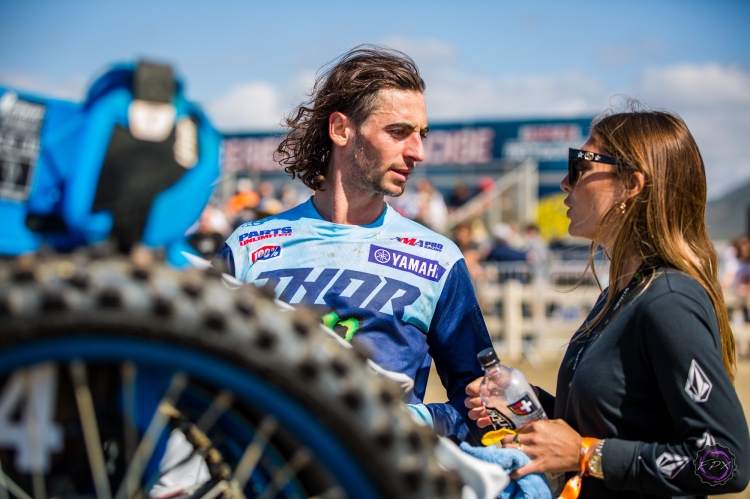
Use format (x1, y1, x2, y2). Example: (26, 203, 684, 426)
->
(475, 261, 750, 363)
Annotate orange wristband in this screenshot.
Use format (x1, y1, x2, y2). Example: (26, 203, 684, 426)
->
(557, 437, 599, 499)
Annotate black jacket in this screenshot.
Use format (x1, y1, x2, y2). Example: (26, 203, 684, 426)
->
(541, 269, 749, 498)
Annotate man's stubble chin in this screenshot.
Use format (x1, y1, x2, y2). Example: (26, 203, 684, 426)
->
(349, 137, 406, 198)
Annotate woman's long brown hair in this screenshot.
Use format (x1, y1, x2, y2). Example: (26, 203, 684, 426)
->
(582, 108, 736, 382)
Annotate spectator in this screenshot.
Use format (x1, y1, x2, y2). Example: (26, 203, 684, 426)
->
(453, 222, 483, 279)
(520, 224, 549, 266)
(387, 185, 419, 219)
(485, 223, 528, 263)
(414, 177, 448, 234)
(188, 204, 232, 259)
(720, 238, 741, 292)
(734, 236, 750, 322)
(255, 181, 283, 219)
(225, 177, 260, 228)
(278, 183, 305, 211)
(447, 183, 474, 209)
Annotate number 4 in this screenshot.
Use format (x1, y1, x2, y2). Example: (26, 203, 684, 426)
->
(0, 363, 63, 473)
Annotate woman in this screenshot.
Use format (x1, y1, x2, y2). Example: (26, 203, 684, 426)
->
(466, 109, 749, 497)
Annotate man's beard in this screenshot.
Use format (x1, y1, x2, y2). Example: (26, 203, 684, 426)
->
(347, 134, 407, 197)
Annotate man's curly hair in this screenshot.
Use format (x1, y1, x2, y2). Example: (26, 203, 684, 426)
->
(276, 45, 425, 191)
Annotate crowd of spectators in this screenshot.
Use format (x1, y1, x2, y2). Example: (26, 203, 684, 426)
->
(388, 178, 449, 234)
(188, 179, 309, 259)
(188, 176, 749, 327)
(449, 220, 548, 280)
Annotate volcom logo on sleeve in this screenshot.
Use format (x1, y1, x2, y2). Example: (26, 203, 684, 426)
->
(656, 452, 689, 479)
(697, 430, 716, 449)
(685, 359, 712, 403)
(693, 430, 735, 486)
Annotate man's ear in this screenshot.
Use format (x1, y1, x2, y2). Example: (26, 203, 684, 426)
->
(329, 111, 353, 147)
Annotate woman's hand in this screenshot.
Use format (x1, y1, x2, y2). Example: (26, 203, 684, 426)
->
(464, 377, 492, 427)
(502, 419, 583, 478)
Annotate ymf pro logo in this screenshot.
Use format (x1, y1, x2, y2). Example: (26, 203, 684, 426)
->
(251, 245, 281, 263)
(395, 237, 443, 252)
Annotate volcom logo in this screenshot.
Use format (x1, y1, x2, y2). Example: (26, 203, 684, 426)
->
(697, 430, 716, 449)
(685, 359, 712, 403)
(656, 452, 689, 479)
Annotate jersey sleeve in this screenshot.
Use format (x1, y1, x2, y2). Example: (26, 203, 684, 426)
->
(602, 290, 749, 495)
(424, 258, 493, 445)
(212, 242, 236, 277)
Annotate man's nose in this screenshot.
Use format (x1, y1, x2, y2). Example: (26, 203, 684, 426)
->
(407, 133, 426, 163)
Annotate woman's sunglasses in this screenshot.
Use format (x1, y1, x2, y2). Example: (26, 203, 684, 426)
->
(568, 148, 627, 186)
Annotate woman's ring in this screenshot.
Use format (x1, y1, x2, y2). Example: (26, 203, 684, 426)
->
(512, 434, 520, 444)
(518, 443, 525, 452)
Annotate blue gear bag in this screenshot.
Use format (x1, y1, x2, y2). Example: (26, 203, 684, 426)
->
(0, 61, 221, 267)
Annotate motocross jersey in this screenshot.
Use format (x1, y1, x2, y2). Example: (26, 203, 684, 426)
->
(214, 197, 492, 443)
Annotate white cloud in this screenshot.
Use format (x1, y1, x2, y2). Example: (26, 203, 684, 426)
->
(418, 60, 750, 199)
(0, 70, 87, 100)
(632, 63, 750, 198)
(637, 63, 750, 105)
(423, 69, 608, 120)
(204, 81, 283, 132)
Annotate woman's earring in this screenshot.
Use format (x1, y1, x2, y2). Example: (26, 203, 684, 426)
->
(619, 202, 627, 214)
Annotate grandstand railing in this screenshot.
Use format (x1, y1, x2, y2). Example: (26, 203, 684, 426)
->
(446, 160, 538, 233)
(475, 260, 750, 364)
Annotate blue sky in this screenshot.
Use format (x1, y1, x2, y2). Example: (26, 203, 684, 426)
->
(1, 0, 749, 198)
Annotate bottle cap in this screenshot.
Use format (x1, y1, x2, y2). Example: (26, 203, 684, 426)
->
(477, 347, 500, 367)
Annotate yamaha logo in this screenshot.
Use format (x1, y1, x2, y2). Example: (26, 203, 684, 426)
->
(374, 249, 390, 263)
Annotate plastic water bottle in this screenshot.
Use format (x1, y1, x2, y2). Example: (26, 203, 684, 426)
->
(477, 347, 565, 494)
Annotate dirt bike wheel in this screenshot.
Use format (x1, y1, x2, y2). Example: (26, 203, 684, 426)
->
(0, 254, 463, 499)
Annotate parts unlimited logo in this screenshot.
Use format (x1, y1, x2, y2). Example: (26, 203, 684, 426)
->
(239, 226, 292, 247)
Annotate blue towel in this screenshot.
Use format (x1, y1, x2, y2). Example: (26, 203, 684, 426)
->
(460, 443, 553, 499)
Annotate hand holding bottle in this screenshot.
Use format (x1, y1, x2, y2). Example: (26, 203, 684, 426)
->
(473, 347, 567, 494)
(464, 377, 493, 428)
(500, 419, 584, 478)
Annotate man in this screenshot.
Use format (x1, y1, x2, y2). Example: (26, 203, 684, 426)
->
(214, 46, 492, 444)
